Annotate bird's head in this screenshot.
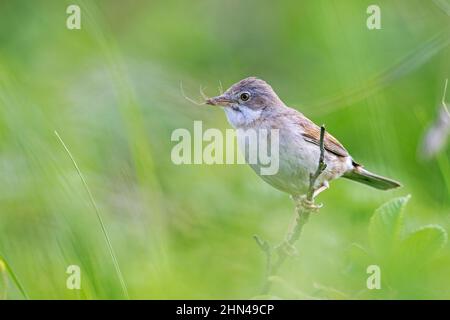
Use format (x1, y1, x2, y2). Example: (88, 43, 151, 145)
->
(206, 77, 283, 128)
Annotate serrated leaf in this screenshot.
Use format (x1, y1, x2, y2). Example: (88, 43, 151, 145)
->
(397, 224, 448, 266)
(369, 195, 411, 257)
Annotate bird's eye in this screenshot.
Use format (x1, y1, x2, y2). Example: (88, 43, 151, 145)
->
(239, 92, 250, 102)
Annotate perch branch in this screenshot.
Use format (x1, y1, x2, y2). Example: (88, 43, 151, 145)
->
(255, 125, 328, 295)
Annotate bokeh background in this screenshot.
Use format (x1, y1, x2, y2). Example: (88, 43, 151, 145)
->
(0, 0, 449, 299)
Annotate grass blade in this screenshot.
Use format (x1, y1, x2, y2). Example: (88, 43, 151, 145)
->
(0, 254, 29, 299)
(54, 131, 129, 299)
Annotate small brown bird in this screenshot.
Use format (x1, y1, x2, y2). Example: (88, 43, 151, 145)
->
(206, 77, 401, 198)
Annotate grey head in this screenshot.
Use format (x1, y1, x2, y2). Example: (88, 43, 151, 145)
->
(206, 77, 284, 128)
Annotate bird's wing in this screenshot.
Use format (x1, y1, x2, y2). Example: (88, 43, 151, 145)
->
(297, 116, 349, 158)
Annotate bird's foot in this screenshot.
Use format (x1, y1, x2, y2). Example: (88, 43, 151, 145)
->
(299, 197, 322, 212)
(291, 195, 322, 212)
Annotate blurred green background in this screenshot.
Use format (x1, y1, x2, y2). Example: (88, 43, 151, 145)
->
(0, 0, 449, 299)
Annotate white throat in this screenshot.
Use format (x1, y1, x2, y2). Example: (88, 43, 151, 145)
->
(224, 105, 262, 128)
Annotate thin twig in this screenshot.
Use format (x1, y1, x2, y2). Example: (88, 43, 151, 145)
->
(307, 126, 327, 201)
(255, 125, 328, 295)
(253, 235, 272, 280)
(54, 131, 129, 299)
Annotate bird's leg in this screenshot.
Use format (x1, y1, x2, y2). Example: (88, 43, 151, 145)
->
(296, 181, 329, 211)
(313, 181, 329, 199)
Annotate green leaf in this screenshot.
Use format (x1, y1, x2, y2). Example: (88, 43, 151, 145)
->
(397, 225, 448, 266)
(369, 195, 411, 257)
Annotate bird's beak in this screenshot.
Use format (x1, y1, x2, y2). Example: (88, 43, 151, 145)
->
(206, 95, 233, 107)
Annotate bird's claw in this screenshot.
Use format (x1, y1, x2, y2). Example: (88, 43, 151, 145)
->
(299, 198, 322, 212)
(291, 195, 322, 212)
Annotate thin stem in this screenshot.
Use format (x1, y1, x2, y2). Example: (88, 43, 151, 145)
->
(255, 126, 328, 295)
(54, 131, 129, 299)
(253, 235, 272, 278)
(307, 125, 327, 201)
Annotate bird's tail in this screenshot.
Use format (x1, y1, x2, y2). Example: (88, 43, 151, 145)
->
(343, 165, 401, 190)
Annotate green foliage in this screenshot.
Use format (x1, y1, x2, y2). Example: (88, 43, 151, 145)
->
(0, 0, 449, 299)
(367, 195, 447, 266)
(369, 195, 410, 258)
(350, 196, 448, 298)
(397, 224, 447, 267)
